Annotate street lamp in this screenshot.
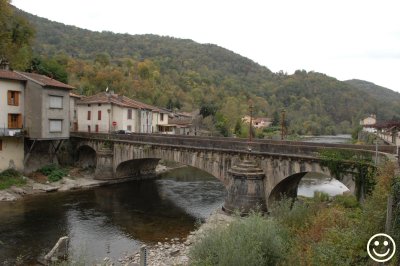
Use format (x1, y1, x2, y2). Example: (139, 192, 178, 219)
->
(281, 109, 286, 140)
(249, 100, 254, 142)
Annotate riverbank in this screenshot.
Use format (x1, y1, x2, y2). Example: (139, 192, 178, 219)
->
(0, 164, 180, 202)
(115, 209, 234, 266)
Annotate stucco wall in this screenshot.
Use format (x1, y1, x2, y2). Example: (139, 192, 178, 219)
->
(43, 87, 70, 139)
(25, 80, 43, 138)
(0, 137, 24, 172)
(0, 79, 25, 130)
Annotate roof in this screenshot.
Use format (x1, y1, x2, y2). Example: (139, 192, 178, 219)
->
(70, 92, 84, 99)
(15, 71, 74, 90)
(0, 70, 27, 82)
(77, 92, 162, 111)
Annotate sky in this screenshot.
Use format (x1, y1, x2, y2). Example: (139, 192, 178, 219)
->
(12, 0, 400, 92)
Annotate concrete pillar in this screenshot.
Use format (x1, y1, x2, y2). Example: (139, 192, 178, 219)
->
(223, 158, 267, 215)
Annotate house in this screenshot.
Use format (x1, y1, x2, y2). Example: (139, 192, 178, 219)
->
(0, 70, 74, 172)
(70, 92, 83, 131)
(360, 114, 377, 133)
(242, 115, 272, 129)
(16, 71, 73, 140)
(0, 70, 26, 172)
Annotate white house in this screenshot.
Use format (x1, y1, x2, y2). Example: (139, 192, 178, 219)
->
(360, 114, 377, 133)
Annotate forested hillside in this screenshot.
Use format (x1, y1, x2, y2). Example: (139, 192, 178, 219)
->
(13, 6, 400, 135)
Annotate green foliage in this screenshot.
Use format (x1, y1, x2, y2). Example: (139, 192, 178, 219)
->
(190, 212, 290, 266)
(391, 176, 400, 263)
(39, 164, 67, 182)
(30, 56, 68, 83)
(0, 1, 35, 69)
(16, 7, 400, 135)
(319, 149, 376, 200)
(333, 194, 359, 208)
(0, 168, 26, 190)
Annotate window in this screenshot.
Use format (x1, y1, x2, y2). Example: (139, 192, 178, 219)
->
(95, 125, 99, 132)
(73, 110, 77, 119)
(127, 125, 132, 131)
(88, 125, 91, 133)
(98, 104, 102, 106)
(8, 113, 22, 128)
(88, 104, 91, 107)
(127, 109, 132, 120)
(0, 140, 2, 151)
(49, 95, 63, 109)
(7, 91, 20, 106)
(160, 113, 164, 121)
(98, 110, 102, 120)
(87, 111, 91, 120)
(49, 120, 62, 132)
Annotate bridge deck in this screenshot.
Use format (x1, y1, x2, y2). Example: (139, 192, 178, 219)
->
(71, 132, 396, 159)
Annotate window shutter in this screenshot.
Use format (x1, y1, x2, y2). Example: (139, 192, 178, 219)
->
(8, 114, 11, 128)
(15, 92, 19, 106)
(7, 91, 11, 105)
(98, 110, 101, 120)
(18, 114, 22, 128)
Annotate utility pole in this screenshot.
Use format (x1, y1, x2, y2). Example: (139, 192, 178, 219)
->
(281, 109, 286, 140)
(249, 100, 254, 142)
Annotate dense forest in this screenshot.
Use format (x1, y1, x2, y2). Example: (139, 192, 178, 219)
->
(4, 2, 400, 136)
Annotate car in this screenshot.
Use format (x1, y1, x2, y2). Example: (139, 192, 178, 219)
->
(113, 130, 133, 135)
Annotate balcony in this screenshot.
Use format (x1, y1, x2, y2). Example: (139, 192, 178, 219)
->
(0, 127, 23, 137)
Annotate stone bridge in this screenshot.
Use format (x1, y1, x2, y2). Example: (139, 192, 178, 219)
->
(70, 132, 396, 211)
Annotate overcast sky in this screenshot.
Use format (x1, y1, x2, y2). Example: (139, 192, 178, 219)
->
(12, 0, 400, 92)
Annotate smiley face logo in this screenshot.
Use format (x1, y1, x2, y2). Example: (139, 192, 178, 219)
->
(367, 233, 396, 262)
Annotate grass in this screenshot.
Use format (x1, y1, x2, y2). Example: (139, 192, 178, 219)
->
(0, 168, 26, 190)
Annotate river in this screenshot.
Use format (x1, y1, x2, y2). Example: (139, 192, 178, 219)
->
(0, 135, 351, 264)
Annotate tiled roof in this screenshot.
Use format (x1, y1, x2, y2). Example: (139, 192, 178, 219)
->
(16, 71, 74, 90)
(0, 70, 27, 81)
(77, 92, 160, 110)
(70, 92, 84, 98)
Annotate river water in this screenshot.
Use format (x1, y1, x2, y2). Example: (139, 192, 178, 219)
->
(0, 135, 352, 264)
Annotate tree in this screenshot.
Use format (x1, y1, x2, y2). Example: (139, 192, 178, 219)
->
(200, 103, 218, 118)
(0, 0, 35, 70)
(272, 111, 280, 126)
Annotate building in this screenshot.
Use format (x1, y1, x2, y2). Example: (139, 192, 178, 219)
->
(242, 115, 272, 129)
(70, 92, 83, 131)
(0, 70, 26, 172)
(0, 70, 74, 173)
(360, 114, 377, 133)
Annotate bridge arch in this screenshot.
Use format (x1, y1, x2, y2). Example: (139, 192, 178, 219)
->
(76, 145, 97, 168)
(115, 158, 160, 179)
(268, 171, 355, 203)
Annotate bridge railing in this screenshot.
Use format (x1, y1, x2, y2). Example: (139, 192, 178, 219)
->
(71, 132, 395, 158)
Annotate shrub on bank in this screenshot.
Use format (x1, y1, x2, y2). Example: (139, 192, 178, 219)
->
(0, 168, 26, 190)
(190, 212, 290, 266)
(39, 164, 67, 182)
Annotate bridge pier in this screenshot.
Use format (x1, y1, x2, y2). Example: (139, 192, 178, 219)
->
(223, 159, 267, 214)
(95, 146, 114, 180)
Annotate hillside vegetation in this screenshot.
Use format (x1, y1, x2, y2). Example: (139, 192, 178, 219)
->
(11, 6, 400, 136)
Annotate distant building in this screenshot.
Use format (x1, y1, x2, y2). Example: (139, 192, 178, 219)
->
(360, 114, 377, 133)
(242, 115, 272, 129)
(76, 92, 169, 133)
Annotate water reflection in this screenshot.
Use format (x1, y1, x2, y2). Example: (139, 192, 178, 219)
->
(0, 167, 226, 265)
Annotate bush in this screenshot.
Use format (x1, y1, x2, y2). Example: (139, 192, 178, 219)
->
(0, 169, 26, 190)
(39, 164, 67, 182)
(190, 213, 290, 266)
(334, 194, 359, 208)
(39, 164, 58, 176)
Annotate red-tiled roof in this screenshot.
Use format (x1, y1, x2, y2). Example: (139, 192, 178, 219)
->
(78, 92, 157, 110)
(16, 71, 74, 90)
(0, 70, 27, 81)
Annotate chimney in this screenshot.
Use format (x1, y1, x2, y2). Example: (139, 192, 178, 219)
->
(0, 59, 10, 70)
